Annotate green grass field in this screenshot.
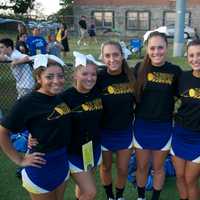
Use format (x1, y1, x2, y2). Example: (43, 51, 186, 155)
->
(0, 33, 190, 200)
(0, 152, 180, 200)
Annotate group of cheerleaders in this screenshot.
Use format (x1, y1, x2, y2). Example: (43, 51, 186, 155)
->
(0, 31, 199, 200)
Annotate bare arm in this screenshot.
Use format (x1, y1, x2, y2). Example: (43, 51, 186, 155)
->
(0, 54, 9, 62)
(11, 55, 30, 67)
(0, 125, 23, 165)
(0, 125, 46, 167)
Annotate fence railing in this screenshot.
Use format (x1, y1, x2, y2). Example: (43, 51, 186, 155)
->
(0, 62, 74, 116)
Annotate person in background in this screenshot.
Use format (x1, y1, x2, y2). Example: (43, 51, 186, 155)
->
(77, 16, 87, 46)
(133, 31, 182, 200)
(16, 33, 29, 55)
(47, 33, 63, 58)
(16, 23, 27, 42)
(0, 55, 72, 200)
(26, 27, 47, 56)
(0, 38, 34, 99)
(88, 19, 97, 44)
(60, 23, 70, 57)
(194, 28, 199, 40)
(171, 39, 200, 200)
(98, 41, 136, 200)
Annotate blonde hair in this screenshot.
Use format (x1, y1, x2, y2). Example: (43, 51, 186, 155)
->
(72, 60, 97, 87)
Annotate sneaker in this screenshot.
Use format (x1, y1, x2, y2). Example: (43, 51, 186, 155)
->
(116, 198, 125, 200)
(137, 198, 146, 200)
(108, 198, 115, 200)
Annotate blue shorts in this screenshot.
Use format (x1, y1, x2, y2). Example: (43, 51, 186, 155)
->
(69, 145, 102, 173)
(22, 147, 69, 194)
(133, 119, 172, 150)
(101, 127, 133, 152)
(171, 124, 200, 163)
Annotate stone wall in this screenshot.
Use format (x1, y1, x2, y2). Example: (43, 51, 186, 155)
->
(73, 4, 200, 37)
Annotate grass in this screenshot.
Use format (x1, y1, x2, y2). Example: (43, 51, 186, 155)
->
(0, 152, 180, 200)
(0, 32, 190, 200)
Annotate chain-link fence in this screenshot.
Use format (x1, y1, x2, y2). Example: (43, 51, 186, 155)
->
(0, 61, 74, 116)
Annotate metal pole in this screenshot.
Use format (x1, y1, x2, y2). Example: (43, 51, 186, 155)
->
(173, 0, 186, 57)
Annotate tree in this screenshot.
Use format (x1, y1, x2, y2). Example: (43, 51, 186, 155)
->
(59, 0, 74, 7)
(0, 0, 35, 14)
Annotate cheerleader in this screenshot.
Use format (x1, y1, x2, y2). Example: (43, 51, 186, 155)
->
(134, 31, 182, 200)
(61, 52, 104, 200)
(98, 41, 136, 200)
(0, 55, 71, 200)
(171, 39, 200, 200)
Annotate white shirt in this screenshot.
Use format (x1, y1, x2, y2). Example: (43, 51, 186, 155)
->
(7, 49, 35, 89)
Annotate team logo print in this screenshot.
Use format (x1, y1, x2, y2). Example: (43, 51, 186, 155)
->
(80, 99, 103, 112)
(182, 88, 200, 99)
(106, 83, 134, 95)
(147, 72, 174, 85)
(107, 86, 115, 94)
(48, 103, 71, 120)
(189, 89, 196, 97)
(54, 103, 71, 115)
(147, 73, 154, 81)
(82, 104, 89, 111)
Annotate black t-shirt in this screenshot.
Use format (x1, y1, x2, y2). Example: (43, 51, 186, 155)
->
(175, 70, 200, 131)
(79, 19, 87, 29)
(60, 87, 103, 155)
(97, 69, 135, 130)
(1, 91, 72, 153)
(134, 62, 182, 122)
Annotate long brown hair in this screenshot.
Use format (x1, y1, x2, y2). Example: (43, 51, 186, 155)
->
(101, 41, 136, 88)
(135, 31, 168, 101)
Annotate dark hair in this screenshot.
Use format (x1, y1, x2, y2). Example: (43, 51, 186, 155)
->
(17, 23, 27, 34)
(18, 32, 27, 38)
(186, 39, 200, 52)
(34, 62, 64, 90)
(101, 41, 136, 88)
(0, 38, 14, 50)
(61, 23, 67, 30)
(135, 31, 168, 101)
(17, 23, 27, 41)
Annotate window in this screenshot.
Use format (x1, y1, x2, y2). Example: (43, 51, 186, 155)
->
(92, 11, 114, 28)
(126, 11, 150, 30)
(163, 11, 191, 26)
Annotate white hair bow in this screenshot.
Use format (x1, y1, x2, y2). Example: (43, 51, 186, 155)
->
(73, 51, 104, 67)
(30, 54, 65, 70)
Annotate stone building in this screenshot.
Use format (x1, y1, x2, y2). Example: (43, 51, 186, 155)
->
(73, 0, 200, 37)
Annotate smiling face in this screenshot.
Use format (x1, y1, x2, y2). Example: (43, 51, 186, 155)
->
(74, 64, 97, 93)
(37, 65, 65, 96)
(147, 36, 168, 66)
(187, 44, 200, 71)
(0, 43, 12, 56)
(102, 44, 123, 75)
